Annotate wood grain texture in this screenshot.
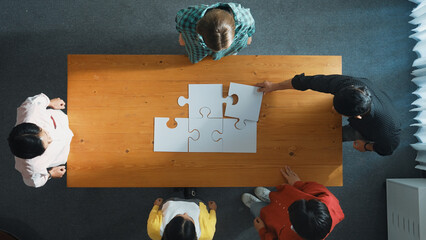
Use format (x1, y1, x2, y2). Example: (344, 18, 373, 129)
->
(67, 55, 342, 187)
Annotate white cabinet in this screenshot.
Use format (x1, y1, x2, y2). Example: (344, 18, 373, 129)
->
(387, 179, 426, 240)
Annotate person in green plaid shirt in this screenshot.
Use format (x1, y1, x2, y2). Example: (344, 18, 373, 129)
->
(176, 2, 255, 64)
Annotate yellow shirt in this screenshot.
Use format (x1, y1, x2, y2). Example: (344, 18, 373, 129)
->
(147, 202, 216, 240)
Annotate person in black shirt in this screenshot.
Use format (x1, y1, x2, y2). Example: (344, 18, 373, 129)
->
(256, 74, 401, 156)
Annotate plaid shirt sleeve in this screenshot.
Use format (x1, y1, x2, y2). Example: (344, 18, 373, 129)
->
(175, 9, 185, 33)
(233, 3, 255, 37)
(176, 6, 205, 32)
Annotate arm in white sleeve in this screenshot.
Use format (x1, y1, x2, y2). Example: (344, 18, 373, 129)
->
(23, 171, 50, 188)
(54, 143, 71, 166)
(16, 93, 51, 124)
(21, 93, 50, 109)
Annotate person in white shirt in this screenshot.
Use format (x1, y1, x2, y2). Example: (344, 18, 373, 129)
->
(7, 93, 74, 188)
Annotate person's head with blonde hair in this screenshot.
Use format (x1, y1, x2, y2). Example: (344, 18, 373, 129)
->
(196, 8, 235, 52)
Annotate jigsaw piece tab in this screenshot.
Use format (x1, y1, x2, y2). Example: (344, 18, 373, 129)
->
(189, 108, 223, 152)
(178, 84, 231, 119)
(221, 118, 257, 153)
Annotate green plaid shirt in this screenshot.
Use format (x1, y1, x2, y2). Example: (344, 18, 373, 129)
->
(176, 3, 255, 63)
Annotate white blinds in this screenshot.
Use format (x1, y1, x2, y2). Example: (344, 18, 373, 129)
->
(410, 0, 426, 171)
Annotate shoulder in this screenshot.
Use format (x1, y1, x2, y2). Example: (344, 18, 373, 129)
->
(199, 201, 208, 211)
(176, 4, 208, 28)
(229, 3, 254, 26)
(372, 111, 401, 139)
(321, 196, 344, 223)
(15, 154, 44, 171)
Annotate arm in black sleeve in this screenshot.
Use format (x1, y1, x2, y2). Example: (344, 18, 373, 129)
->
(372, 134, 400, 156)
(370, 109, 401, 156)
(291, 73, 355, 95)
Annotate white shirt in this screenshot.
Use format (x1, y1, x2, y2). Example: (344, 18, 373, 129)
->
(14, 93, 74, 188)
(160, 201, 201, 239)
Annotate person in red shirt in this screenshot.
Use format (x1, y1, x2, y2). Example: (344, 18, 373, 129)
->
(241, 166, 344, 240)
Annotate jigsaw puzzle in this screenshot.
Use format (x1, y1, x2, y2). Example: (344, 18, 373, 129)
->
(154, 82, 262, 153)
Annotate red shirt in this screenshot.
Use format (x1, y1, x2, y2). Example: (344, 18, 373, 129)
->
(258, 181, 344, 240)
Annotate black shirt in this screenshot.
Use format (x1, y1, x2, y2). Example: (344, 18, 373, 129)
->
(291, 73, 401, 156)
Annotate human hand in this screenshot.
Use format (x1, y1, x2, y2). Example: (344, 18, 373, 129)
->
(280, 165, 301, 185)
(49, 166, 66, 178)
(179, 33, 185, 46)
(154, 198, 163, 206)
(49, 98, 65, 110)
(247, 36, 252, 45)
(208, 201, 217, 211)
(353, 140, 368, 152)
(255, 81, 279, 94)
(253, 217, 265, 231)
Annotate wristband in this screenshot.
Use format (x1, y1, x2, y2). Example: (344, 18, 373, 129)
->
(48, 171, 52, 180)
(363, 142, 370, 151)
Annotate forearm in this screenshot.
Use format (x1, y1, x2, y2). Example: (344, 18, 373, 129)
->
(48, 100, 55, 108)
(276, 79, 294, 90)
(179, 33, 185, 46)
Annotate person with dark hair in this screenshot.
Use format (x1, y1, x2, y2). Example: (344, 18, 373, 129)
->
(256, 74, 401, 156)
(176, 2, 255, 63)
(241, 166, 344, 240)
(8, 122, 46, 159)
(8, 94, 74, 187)
(147, 196, 217, 240)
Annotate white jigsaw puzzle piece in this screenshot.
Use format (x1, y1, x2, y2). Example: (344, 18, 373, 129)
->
(154, 117, 199, 152)
(189, 108, 223, 152)
(212, 118, 257, 153)
(225, 82, 263, 129)
(178, 84, 232, 119)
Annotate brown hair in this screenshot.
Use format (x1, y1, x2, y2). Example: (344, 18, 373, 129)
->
(196, 8, 235, 52)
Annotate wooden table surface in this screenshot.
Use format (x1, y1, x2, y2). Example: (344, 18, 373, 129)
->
(67, 55, 342, 187)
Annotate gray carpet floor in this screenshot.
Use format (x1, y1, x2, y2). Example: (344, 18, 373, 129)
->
(0, 1, 420, 239)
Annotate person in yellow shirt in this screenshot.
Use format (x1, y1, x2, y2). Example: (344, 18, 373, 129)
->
(147, 197, 217, 240)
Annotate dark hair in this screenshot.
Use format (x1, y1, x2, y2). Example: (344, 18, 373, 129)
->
(196, 8, 235, 52)
(333, 85, 372, 117)
(8, 123, 45, 159)
(162, 215, 196, 240)
(288, 199, 332, 240)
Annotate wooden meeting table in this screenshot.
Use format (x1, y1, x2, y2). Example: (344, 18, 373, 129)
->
(67, 55, 342, 187)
